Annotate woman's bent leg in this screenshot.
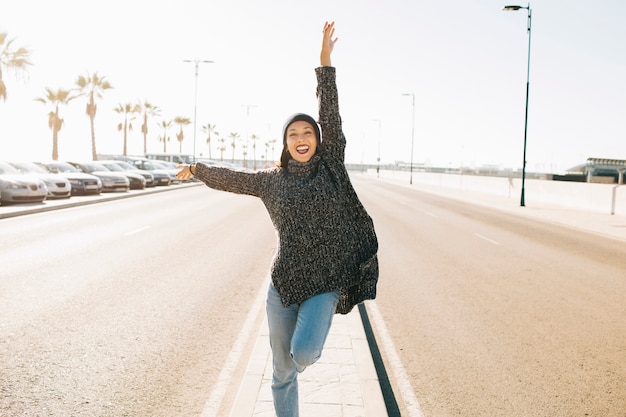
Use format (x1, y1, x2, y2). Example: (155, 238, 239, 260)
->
(290, 290, 339, 371)
(266, 283, 299, 417)
(266, 283, 339, 417)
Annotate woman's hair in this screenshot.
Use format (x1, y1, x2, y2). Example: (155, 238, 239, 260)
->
(277, 113, 321, 168)
(278, 146, 291, 168)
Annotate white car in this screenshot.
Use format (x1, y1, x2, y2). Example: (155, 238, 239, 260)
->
(37, 161, 103, 195)
(0, 161, 48, 204)
(9, 161, 72, 199)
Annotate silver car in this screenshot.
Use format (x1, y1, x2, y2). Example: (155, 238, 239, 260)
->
(96, 160, 148, 190)
(68, 161, 130, 192)
(0, 161, 48, 204)
(9, 161, 71, 199)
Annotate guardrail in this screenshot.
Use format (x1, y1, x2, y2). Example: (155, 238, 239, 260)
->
(371, 169, 626, 216)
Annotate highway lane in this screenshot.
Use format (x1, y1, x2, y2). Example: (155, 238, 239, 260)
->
(352, 175, 626, 417)
(0, 186, 276, 417)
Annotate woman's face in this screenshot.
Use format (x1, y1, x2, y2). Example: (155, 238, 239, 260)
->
(285, 120, 318, 163)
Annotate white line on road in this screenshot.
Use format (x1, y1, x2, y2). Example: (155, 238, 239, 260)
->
(367, 301, 425, 417)
(474, 232, 500, 245)
(421, 210, 438, 218)
(124, 226, 151, 236)
(200, 276, 269, 417)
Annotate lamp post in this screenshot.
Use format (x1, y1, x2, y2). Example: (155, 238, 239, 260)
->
(242, 104, 258, 169)
(183, 59, 214, 162)
(503, 3, 532, 207)
(402, 93, 416, 184)
(372, 119, 381, 177)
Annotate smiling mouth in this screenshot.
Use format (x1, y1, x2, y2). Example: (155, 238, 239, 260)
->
(296, 145, 310, 154)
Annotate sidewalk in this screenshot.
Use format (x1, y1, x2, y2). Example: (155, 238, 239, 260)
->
(228, 308, 388, 417)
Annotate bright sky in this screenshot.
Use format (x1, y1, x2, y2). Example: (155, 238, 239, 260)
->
(2, 0, 625, 173)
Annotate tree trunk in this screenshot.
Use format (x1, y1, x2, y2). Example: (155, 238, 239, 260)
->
(52, 130, 59, 160)
(90, 116, 97, 160)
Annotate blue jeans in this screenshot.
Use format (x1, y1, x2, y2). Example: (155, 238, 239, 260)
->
(266, 282, 339, 417)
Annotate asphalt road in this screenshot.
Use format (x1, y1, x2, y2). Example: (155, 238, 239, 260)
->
(1, 185, 276, 416)
(1, 177, 625, 417)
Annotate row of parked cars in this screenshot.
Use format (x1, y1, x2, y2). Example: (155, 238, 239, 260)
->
(0, 156, 184, 205)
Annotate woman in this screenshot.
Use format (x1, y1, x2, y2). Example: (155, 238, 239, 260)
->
(177, 21, 378, 417)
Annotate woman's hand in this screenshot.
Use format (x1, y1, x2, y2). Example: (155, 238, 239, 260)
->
(320, 21, 338, 67)
(176, 164, 194, 181)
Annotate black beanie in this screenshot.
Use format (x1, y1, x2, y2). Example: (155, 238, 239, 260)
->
(282, 113, 321, 146)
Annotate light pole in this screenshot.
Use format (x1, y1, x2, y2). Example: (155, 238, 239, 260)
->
(402, 93, 416, 184)
(242, 104, 258, 169)
(183, 59, 214, 162)
(372, 119, 381, 177)
(503, 3, 532, 206)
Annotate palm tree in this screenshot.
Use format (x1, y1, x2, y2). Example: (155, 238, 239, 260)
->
(201, 123, 218, 159)
(114, 103, 140, 156)
(242, 144, 248, 167)
(0, 33, 32, 101)
(158, 120, 173, 152)
(35, 88, 78, 160)
(268, 138, 277, 162)
(218, 137, 226, 161)
(139, 100, 160, 154)
(228, 132, 240, 164)
(75, 72, 113, 160)
(174, 116, 191, 154)
(250, 134, 259, 169)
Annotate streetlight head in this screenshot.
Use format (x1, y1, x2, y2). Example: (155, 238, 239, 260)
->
(503, 5, 523, 10)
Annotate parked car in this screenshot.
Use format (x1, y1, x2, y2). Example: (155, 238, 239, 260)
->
(106, 156, 172, 186)
(9, 161, 72, 199)
(95, 160, 146, 190)
(149, 160, 182, 184)
(0, 160, 48, 204)
(36, 161, 102, 195)
(97, 160, 155, 188)
(145, 153, 193, 164)
(68, 161, 130, 192)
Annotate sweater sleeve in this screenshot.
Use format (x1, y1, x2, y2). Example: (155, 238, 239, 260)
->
(315, 66, 345, 162)
(193, 162, 269, 197)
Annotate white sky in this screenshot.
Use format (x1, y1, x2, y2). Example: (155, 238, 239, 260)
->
(2, 0, 625, 173)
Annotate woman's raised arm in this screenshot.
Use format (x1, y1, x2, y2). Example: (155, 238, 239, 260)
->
(320, 21, 338, 67)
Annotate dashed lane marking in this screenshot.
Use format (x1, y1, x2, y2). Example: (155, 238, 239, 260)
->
(474, 232, 500, 245)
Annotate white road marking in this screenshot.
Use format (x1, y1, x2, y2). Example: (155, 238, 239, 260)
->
(474, 232, 500, 245)
(421, 210, 438, 218)
(367, 300, 426, 417)
(124, 226, 151, 236)
(200, 276, 269, 417)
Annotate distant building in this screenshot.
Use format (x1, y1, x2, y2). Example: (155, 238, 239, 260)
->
(563, 158, 626, 184)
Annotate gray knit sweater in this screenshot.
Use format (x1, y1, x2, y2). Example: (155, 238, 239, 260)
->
(194, 66, 378, 314)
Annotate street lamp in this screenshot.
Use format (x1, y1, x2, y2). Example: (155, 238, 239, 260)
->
(372, 119, 381, 177)
(183, 59, 214, 162)
(503, 3, 532, 206)
(402, 93, 416, 184)
(242, 104, 258, 169)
